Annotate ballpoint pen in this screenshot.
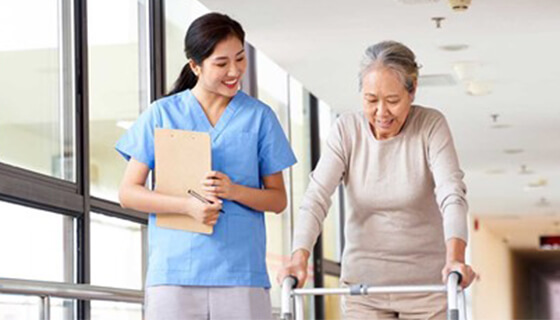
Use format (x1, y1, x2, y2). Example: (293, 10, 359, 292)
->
(187, 189, 225, 214)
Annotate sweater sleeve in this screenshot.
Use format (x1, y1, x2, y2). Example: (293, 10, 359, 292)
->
(427, 112, 469, 242)
(292, 117, 349, 253)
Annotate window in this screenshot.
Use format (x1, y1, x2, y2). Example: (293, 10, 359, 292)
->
(319, 100, 342, 262)
(91, 213, 144, 290)
(87, 0, 148, 201)
(91, 301, 142, 320)
(0, 201, 66, 281)
(165, 0, 209, 93)
(0, 0, 75, 181)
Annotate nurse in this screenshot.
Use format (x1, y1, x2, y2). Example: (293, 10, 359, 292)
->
(116, 12, 296, 320)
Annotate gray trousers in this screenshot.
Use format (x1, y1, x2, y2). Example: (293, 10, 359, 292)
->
(145, 286, 272, 320)
(342, 292, 447, 320)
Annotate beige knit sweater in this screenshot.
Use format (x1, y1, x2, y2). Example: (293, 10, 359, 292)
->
(293, 105, 468, 286)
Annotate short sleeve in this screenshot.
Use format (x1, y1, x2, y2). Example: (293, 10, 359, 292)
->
(258, 107, 297, 176)
(115, 102, 161, 169)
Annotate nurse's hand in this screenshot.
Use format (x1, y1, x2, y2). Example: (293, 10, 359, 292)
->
(276, 249, 309, 289)
(202, 171, 239, 200)
(185, 195, 222, 226)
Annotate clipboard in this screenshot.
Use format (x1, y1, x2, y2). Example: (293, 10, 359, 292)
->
(154, 128, 213, 234)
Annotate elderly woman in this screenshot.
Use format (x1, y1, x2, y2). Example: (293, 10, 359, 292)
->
(278, 41, 475, 319)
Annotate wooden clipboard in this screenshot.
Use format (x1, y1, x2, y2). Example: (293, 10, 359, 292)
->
(154, 128, 213, 234)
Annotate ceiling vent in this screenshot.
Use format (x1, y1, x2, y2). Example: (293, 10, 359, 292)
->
(418, 74, 457, 87)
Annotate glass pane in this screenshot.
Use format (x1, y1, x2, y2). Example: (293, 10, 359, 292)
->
(0, 296, 74, 320)
(0, 0, 75, 180)
(0, 201, 64, 281)
(319, 100, 342, 262)
(325, 275, 342, 320)
(287, 77, 316, 319)
(0, 295, 39, 320)
(254, 50, 293, 312)
(91, 301, 142, 320)
(88, 0, 147, 201)
(256, 51, 290, 129)
(91, 212, 143, 290)
(165, 0, 209, 93)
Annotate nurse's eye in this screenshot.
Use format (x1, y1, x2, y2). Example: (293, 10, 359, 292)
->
(236, 56, 245, 62)
(216, 63, 227, 68)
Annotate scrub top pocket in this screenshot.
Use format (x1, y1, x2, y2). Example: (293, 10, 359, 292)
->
(224, 132, 260, 187)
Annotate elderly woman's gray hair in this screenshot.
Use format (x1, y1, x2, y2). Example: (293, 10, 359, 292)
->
(359, 41, 420, 94)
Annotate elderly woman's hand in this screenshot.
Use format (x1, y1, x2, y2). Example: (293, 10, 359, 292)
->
(441, 261, 476, 288)
(277, 249, 310, 289)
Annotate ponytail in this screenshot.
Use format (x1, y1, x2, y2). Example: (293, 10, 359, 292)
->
(167, 63, 198, 96)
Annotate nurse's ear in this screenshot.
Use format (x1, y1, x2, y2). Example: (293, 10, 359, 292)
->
(189, 59, 202, 77)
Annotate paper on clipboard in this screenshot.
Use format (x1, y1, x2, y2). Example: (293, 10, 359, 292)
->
(154, 128, 213, 234)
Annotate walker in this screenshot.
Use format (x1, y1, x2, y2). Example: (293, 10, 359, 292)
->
(280, 271, 467, 320)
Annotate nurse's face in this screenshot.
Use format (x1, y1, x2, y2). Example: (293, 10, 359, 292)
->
(361, 67, 414, 140)
(192, 36, 247, 98)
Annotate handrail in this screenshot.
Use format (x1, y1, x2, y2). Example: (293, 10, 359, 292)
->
(0, 277, 143, 303)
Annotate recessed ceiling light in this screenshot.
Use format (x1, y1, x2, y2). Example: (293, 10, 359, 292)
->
(486, 169, 506, 175)
(525, 178, 548, 190)
(466, 81, 493, 96)
(439, 44, 469, 51)
(504, 148, 524, 154)
(491, 124, 512, 129)
(453, 61, 479, 81)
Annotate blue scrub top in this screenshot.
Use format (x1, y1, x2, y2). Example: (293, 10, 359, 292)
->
(115, 90, 296, 288)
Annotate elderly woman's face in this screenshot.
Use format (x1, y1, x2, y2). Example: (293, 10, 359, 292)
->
(362, 67, 414, 140)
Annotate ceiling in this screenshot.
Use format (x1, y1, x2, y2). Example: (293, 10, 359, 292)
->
(199, 0, 560, 218)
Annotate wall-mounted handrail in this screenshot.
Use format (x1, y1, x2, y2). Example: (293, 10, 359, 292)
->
(0, 277, 143, 303)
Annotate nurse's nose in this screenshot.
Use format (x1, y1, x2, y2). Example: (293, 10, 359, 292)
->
(227, 62, 242, 77)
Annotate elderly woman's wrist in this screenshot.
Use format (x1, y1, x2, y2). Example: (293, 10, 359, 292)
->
(292, 248, 310, 263)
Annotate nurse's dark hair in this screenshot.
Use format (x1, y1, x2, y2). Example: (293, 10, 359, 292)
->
(167, 13, 245, 96)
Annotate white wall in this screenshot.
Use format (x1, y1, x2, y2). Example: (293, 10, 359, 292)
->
(470, 218, 513, 320)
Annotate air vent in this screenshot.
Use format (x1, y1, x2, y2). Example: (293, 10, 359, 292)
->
(418, 74, 457, 87)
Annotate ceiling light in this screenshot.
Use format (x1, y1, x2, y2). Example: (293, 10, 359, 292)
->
(418, 74, 457, 86)
(485, 169, 505, 175)
(439, 44, 469, 51)
(491, 124, 511, 129)
(448, 0, 472, 11)
(504, 148, 524, 154)
(453, 61, 479, 81)
(466, 80, 493, 96)
(525, 178, 548, 191)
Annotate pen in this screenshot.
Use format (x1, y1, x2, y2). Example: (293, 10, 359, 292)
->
(187, 189, 225, 214)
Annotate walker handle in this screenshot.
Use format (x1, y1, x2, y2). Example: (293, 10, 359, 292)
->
(280, 276, 299, 320)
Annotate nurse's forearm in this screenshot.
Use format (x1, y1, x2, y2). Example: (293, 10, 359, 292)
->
(231, 184, 287, 213)
(119, 184, 195, 215)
